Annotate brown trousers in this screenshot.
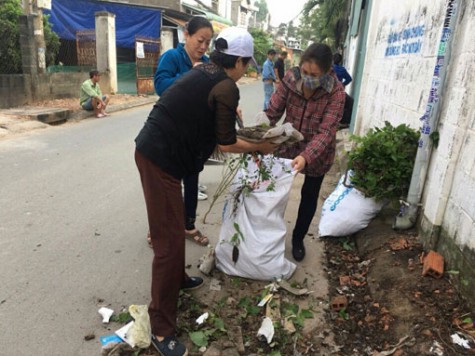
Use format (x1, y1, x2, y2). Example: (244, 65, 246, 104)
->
(135, 150, 186, 336)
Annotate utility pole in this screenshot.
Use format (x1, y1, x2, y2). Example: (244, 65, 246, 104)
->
(23, 0, 32, 15)
(20, 0, 46, 74)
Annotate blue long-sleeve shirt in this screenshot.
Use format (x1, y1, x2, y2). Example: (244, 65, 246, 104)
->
(153, 43, 209, 95)
(332, 64, 352, 86)
(262, 58, 276, 82)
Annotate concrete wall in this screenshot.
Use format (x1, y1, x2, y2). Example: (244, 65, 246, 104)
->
(348, 0, 475, 303)
(0, 72, 110, 109)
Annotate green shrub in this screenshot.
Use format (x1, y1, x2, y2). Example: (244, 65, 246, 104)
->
(348, 121, 420, 201)
(43, 14, 60, 67)
(0, 0, 23, 74)
(0, 1, 60, 74)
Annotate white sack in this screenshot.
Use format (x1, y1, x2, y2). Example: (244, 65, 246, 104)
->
(318, 171, 384, 237)
(216, 156, 296, 281)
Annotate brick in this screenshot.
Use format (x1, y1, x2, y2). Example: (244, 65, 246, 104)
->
(339, 275, 351, 286)
(422, 250, 444, 278)
(331, 295, 348, 311)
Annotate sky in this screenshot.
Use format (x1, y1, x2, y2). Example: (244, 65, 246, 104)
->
(265, 0, 308, 27)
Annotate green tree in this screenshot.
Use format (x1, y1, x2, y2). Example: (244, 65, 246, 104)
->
(298, 0, 350, 50)
(276, 22, 287, 37)
(0, 0, 23, 74)
(287, 20, 296, 38)
(0, 0, 60, 74)
(248, 28, 273, 68)
(254, 0, 269, 23)
(43, 14, 60, 67)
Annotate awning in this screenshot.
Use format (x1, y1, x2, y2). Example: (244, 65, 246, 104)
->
(162, 14, 188, 28)
(182, 3, 232, 33)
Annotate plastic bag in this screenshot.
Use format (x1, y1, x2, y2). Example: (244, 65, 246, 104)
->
(318, 171, 384, 237)
(126, 305, 151, 348)
(254, 112, 304, 145)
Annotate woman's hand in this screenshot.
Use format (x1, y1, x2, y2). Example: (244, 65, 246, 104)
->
(291, 155, 306, 172)
(257, 140, 279, 155)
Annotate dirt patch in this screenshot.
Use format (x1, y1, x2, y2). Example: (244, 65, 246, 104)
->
(128, 217, 474, 356)
(323, 212, 475, 355)
(35, 94, 143, 112)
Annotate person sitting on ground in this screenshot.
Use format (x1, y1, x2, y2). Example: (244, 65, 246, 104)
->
(80, 70, 110, 118)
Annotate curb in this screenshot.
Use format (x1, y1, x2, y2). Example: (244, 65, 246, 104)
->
(69, 96, 158, 121)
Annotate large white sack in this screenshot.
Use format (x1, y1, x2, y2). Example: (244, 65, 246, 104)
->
(215, 155, 296, 281)
(318, 171, 384, 237)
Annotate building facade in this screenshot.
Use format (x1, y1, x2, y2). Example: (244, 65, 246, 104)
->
(345, 0, 475, 303)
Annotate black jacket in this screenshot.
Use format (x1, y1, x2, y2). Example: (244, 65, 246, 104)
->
(135, 64, 234, 179)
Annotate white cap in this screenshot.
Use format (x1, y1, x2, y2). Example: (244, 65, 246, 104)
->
(216, 27, 256, 64)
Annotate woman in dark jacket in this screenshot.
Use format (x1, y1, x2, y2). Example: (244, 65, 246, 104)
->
(135, 27, 276, 356)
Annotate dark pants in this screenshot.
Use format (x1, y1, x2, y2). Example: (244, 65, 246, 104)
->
(183, 173, 198, 230)
(341, 93, 354, 126)
(292, 174, 325, 243)
(135, 150, 188, 336)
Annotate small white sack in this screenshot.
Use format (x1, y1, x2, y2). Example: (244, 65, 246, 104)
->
(318, 171, 384, 237)
(126, 304, 151, 348)
(216, 156, 296, 281)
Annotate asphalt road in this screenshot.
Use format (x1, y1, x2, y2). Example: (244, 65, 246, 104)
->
(0, 81, 268, 355)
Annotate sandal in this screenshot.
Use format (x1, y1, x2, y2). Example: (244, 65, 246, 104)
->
(185, 230, 209, 246)
(147, 231, 152, 248)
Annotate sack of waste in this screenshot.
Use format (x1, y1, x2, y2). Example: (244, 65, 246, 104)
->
(216, 155, 296, 281)
(318, 171, 384, 237)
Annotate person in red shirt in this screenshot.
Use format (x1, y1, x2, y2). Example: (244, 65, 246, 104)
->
(265, 43, 345, 261)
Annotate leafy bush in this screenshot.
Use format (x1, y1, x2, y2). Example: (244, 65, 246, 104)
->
(0, 0, 23, 74)
(248, 27, 273, 68)
(43, 14, 60, 67)
(348, 121, 420, 201)
(0, 1, 60, 74)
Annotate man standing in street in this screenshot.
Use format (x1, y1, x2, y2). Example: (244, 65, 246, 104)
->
(80, 70, 110, 118)
(274, 51, 288, 86)
(262, 49, 277, 110)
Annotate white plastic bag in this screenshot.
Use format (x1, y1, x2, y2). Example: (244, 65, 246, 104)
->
(318, 171, 384, 237)
(215, 155, 297, 281)
(126, 305, 151, 348)
(254, 112, 304, 145)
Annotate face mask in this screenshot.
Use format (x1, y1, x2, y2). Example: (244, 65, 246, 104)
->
(302, 74, 320, 89)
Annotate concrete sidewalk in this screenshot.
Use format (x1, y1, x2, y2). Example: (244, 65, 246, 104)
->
(0, 95, 158, 139)
(0, 76, 259, 140)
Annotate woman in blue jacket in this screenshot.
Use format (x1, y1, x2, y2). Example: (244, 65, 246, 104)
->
(150, 16, 213, 247)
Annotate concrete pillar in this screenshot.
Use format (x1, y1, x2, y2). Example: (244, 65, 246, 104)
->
(161, 28, 174, 53)
(95, 11, 118, 94)
(33, 9, 47, 74)
(19, 15, 37, 76)
(19, 9, 46, 75)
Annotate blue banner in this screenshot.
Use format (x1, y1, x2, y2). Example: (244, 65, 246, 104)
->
(44, 0, 161, 48)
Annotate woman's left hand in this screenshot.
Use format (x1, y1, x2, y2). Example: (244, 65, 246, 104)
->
(291, 155, 306, 172)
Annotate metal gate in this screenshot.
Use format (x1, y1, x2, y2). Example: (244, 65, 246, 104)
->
(76, 29, 96, 67)
(135, 36, 161, 95)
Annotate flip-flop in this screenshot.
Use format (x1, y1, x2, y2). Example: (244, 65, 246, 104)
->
(185, 230, 209, 246)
